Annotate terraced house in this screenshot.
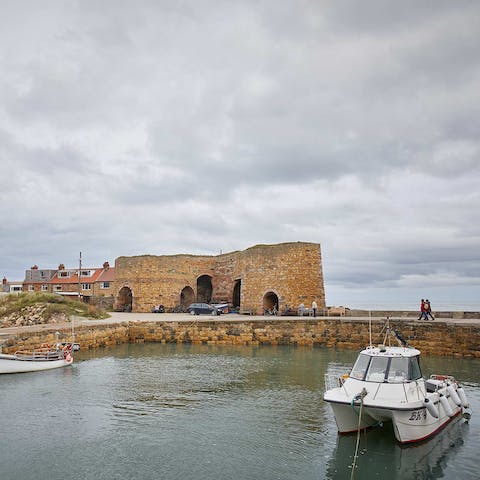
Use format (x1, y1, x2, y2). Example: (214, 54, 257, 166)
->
(22, 262, 115, 305)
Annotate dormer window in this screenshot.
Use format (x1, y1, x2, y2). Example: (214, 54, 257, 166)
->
(80, 270, 93, 277)
(59, 271, 70, 278)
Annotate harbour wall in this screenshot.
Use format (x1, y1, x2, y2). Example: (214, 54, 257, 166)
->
(2, 319, 480, 358)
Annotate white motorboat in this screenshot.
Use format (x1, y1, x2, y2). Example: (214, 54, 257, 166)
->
(0, 345, 73, 374)
(323, 328, 471, 444)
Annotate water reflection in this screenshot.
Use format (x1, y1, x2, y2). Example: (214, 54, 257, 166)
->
(326, 416, 469, 479)
(2, 343, 478, 480)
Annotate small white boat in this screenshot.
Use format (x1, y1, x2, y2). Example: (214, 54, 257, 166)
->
(0, 345, 73, 374)
(324, 329, 471, 444)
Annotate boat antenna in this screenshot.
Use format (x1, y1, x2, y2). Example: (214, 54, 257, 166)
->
(383, 316, 391, 346)
(368, 309, 372, 348)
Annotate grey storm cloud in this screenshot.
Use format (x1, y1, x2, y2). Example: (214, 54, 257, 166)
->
(1, 0, 479, 309)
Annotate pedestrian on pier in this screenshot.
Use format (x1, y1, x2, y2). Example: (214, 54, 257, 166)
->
(418, 299, 427, 320)
(312, 300, 317, 317)
(425, 299, 435, 320)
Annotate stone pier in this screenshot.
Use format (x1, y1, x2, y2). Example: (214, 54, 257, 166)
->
(2, 318, 479, 358)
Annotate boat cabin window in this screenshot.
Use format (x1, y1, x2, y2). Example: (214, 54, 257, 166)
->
(409, 355, 422, 380)
(365, 356, 389, 382)
(387, 357, 409, 383)
(350, 354, 370, 380)
(350, 353, 423, 383)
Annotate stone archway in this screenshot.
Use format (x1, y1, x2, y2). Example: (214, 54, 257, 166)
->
(197, 275, 212, 303)
(117, 286, 133, 312)
(232, 279, 241, 309)
(180, 286, 195, 307)
(263, 291, 279, 315)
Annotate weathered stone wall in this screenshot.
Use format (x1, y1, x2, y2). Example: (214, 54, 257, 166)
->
(114, 254, 215, 312)
(114, 242, 325, 314)
(3, 319, 479, 358)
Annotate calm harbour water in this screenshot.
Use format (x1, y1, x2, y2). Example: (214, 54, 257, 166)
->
(1, 343, 479, 480)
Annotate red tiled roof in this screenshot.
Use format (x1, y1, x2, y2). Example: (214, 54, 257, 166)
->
(97, 268, 115, 282)
(48, 268, 103, 284)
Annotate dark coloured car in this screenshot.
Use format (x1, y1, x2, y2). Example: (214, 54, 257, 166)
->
(212, 303, 229, 314)
(187, 303, 220, 316)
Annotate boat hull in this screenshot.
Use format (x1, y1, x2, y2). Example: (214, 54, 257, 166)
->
(325, 391, 463, 443)
(392, 404, 462, 443)
(0, 354, 73, 374)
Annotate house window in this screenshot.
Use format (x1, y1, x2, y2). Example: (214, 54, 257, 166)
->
(82, 283, 92, 290)
(40, 271, 45, 278)
(100, 282, 110, 289)
(11, 286, 22, 292)
(28, 285, 35, 292)
(59, 271, 69, 278)
(81, 270, 92, 277)
(42, 285, 49, 291)
(54, 285, 62, 291)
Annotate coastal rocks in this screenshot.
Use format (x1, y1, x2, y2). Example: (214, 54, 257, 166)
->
(0, 305, 69, 328)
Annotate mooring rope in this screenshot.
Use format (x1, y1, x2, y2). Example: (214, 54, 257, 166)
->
(350, 388, 367, 480)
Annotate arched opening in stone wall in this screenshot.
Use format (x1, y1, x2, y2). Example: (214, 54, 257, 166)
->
(232, 280, 241, 309)
(263, 291, 279, 315)
(117, 286, 133, 312)
(197, 275, 213, 303)
(180, 286, 195, 307)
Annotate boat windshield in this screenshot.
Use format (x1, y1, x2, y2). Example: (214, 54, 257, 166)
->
(350, 353, 423, 382)
(350, 353, 370, 380)
(409, 355, 422, 380)
(365, 356, 389, 382)
(387, 357, 409, 383)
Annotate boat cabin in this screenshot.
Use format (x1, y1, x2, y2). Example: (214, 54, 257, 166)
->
(349, 346, 422, 383)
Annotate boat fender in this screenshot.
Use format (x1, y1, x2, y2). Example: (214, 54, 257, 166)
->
(457, 386, 469, 408)
(65, 353, 73, 364)
(447, 385, 462, 407)
(439, 393, 454, 417)
(424, 398, 439, 419)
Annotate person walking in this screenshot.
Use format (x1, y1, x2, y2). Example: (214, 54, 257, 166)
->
(312, 300, 318, 317)
(417, 299, 427, 320)
(425, 299, 435, 320)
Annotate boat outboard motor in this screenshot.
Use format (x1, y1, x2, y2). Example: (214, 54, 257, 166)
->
(424, 397, 439, 418)
(447, 385, 462, 407)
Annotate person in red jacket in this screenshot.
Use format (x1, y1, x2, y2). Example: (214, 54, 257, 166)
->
(417, 299, 427, 320)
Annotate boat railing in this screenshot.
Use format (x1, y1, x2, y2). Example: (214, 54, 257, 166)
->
(324, 372, 349, 392)
(14, 348, 64, 361)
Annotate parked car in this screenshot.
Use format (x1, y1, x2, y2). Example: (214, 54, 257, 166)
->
(151, 304, 165, 313)
(212, 303, 229, 314)
(187, 303, 221, 315)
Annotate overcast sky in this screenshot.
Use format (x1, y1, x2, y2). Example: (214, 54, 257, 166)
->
(1, 0, 479, 310)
